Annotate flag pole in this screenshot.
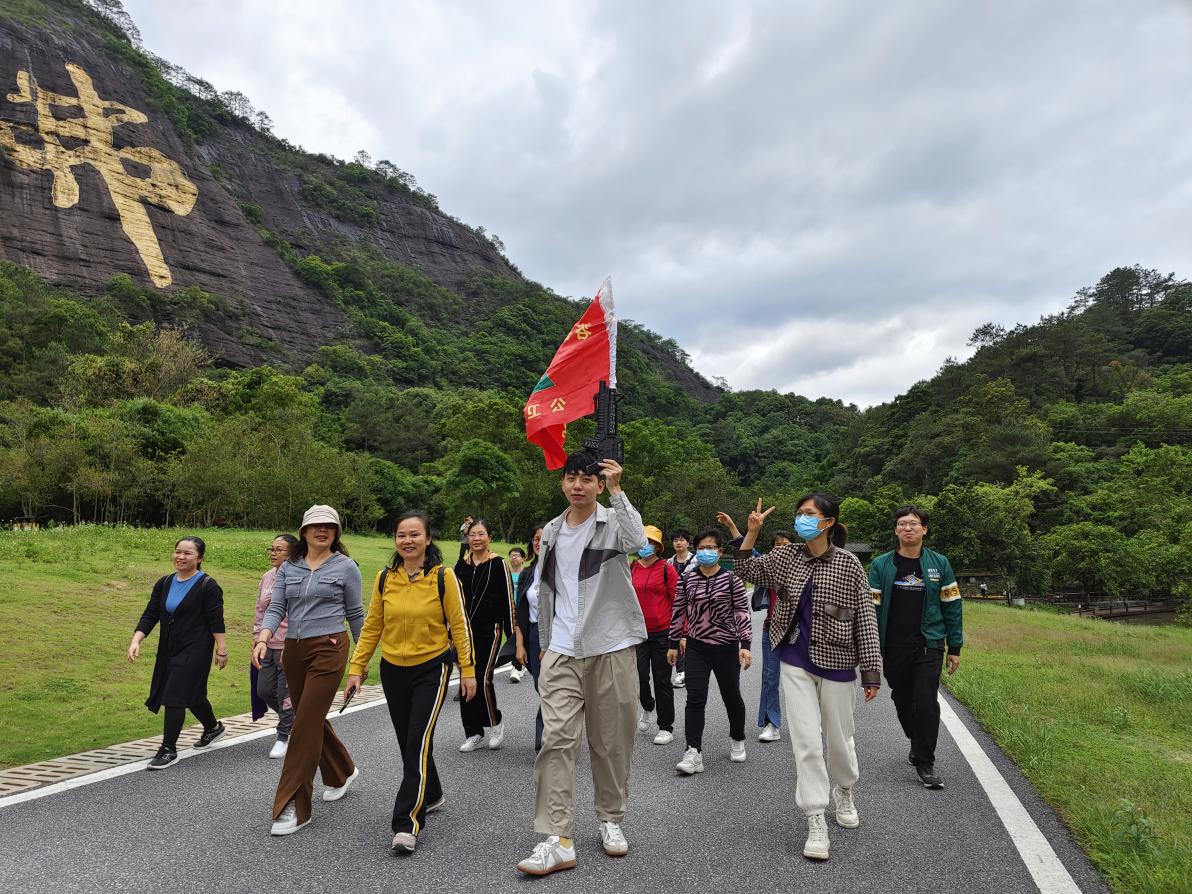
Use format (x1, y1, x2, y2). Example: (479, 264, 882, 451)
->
(602, 276, 617, 390)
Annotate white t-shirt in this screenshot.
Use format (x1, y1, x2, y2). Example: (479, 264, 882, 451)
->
(527, 560, 542, 623)
(550, 511, 596, 656)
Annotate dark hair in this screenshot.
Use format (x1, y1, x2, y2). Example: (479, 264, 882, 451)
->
(795, 491, 849, 547)
(465, 518, 492, 538)
(389, 510, 442, 574)
(290, 525, 349, 561)
(772, 532, 793, 546)
(509, 547, 526, 559)
(893, 504, 930, 527)
(273, 533, 298, 545)
(692, 527, 724, 549)
(562, 451, 601, 477)
(526, 523, 547, 563)
(175, 536, 206, 569)
(671, 529, 692, 543)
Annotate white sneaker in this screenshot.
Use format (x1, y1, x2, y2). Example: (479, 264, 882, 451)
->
(758, 723, 781, 742)
(268, 738, 289, 759)
(487, 721, 505, 750)
(321, 767, 360, 802)
(459, 734, 485, 753)
(270, 801, 310, 836)
(804, 812, 830, 860)
(517, 836, 577, 876)
(673, 672, 686, 688)
(637, 708, 654, 732)
(675, 746, 704, 775)
(653, 729, 673, 745)
(833, 784, 859, 828)
(730, 739, 747, 762)
(509, 668, 523, 683)
(391, 831, 416, 852)
(600, 820, 629, 857)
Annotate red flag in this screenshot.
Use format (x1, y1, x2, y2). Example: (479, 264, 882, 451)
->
(524, 277, 617, 469)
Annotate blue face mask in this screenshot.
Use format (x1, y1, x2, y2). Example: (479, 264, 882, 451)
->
(794, 514, 825, 541)
(695, 548, 720, 566)
(638, 544, 656, 559)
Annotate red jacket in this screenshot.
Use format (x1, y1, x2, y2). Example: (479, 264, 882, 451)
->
(632, 559, 678, 634)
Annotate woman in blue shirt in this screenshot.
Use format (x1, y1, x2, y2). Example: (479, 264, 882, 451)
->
(128, 536, 228, 771)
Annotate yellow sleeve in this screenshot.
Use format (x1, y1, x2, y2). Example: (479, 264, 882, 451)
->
(348, 570, 386, 676)
(441, 567, 475, 678)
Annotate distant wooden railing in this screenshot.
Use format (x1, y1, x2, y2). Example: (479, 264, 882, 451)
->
(1022, 594, 1181, 619)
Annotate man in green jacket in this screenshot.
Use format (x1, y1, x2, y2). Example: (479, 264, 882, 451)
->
(868, 505, 962, 790)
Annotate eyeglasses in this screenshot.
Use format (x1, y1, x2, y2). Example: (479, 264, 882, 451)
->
(266, 547, 287, 553)
(895, 522, 923, 529)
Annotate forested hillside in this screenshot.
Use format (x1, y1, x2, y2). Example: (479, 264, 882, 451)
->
(1, 2, 1189, 612)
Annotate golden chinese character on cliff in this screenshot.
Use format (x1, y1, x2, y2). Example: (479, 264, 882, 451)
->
(0, 63, 197, 287)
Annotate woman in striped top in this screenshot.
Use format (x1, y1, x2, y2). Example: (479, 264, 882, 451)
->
(667, 527, 752, 775)
(455, 518, 516, 752)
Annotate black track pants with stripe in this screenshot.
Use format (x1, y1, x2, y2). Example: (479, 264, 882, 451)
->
(380, 653, 451, 835)
(460, 621, 503, 736)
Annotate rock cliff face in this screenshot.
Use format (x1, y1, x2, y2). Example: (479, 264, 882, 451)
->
(0, 2, 717, 402)
(0, 8, 519, 368)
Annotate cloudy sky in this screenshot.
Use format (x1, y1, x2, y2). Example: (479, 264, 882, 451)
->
(122, 0, 1192, 406)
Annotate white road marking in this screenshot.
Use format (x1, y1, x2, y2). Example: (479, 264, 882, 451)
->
(0, 666, 511, 810)
(938, 694, 1083, 894)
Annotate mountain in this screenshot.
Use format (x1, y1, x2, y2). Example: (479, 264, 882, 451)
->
(3, 2, 1190, 612)
(0, 0, 715, 406)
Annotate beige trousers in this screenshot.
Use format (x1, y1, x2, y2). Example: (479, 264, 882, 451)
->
(781, 663, 860, 816)
(533, 646, 638, 837)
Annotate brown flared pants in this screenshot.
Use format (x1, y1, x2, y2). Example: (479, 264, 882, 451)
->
(272, 632, 355, 822)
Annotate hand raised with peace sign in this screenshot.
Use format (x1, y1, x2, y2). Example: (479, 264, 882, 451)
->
(747, 498, 776, 534)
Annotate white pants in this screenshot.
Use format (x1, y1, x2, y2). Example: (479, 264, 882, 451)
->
(780, 663, 860, 815)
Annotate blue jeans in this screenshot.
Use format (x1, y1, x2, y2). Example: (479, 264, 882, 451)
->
(526, 623, 544, 750)
(757, 626, 782, 728)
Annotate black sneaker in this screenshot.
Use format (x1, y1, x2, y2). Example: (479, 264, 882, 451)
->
(147, 746, 178, 770)
(908, 749, 917, 766)
(196, 721, 226, 748)
(916, 764, 944, 789)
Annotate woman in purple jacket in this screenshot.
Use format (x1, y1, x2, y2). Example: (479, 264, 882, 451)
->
(667, 527, 752, 775)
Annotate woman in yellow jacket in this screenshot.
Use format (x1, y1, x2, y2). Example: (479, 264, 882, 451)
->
(345, 510, 477, 854)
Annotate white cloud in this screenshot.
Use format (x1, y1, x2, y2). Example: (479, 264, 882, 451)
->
(123, 0, 1192, 405)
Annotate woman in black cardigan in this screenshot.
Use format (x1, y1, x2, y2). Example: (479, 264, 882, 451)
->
(127, 536, 228, 770)
(513, 524, 545, 750)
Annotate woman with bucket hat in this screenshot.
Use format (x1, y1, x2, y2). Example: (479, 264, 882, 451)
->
(253, 505, 365, 836)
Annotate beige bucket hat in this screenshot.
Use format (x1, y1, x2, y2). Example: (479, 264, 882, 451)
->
(300, 504, 342, 535)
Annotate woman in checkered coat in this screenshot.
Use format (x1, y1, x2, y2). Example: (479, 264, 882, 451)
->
(730, 492, 881, 863)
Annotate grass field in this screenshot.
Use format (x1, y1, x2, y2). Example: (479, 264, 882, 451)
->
(0, 525, 520, 769)
(946, 602, 1192, 894)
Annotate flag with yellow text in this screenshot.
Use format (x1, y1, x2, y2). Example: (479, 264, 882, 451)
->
(524, 277, 617, 469)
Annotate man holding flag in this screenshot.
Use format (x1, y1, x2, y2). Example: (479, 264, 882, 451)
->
(517, 280, 649, 876)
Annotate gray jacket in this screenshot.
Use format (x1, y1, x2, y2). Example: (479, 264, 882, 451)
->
(537, 490, 649, 658)
(261, 552, 364, 641)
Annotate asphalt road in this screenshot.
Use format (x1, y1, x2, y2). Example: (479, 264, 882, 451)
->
(0, 614, 1109, 894)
